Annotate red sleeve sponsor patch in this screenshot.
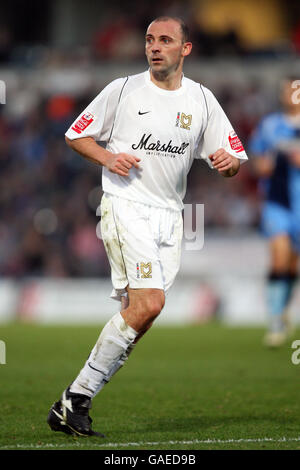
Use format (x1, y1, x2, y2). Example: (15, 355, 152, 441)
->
(71, 112, 94, 134)
(228, 131, 244, 153)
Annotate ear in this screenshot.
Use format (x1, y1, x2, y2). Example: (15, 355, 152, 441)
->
(182, 42, 192, 57)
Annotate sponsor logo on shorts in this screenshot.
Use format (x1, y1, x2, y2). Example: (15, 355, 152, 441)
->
(140, 262, 152, 279)
(136, 263, 140, 279)
(71, 112, 94, 134)
(228, 131, 244, 153)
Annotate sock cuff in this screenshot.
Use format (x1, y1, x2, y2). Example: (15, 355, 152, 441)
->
(111, 312, 138, 343)
(268, 272, 290, 282)
(268, 273, 298, 285)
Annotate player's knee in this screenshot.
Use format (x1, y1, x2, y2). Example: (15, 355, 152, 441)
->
(147, 297, 165, 320)
(141, 291, 165, 322)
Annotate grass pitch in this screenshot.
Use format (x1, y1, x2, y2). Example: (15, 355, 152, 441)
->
(0, 321, 299, 450)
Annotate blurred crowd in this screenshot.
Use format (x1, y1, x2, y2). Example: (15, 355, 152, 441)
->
(0, 74, 272, 279)
(0, 93, 110, 279)
(0, 0, 299, 279)
(0, 0, 300, 67)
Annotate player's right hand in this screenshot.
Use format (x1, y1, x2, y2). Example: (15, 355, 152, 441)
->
(106, 153, 141, 176)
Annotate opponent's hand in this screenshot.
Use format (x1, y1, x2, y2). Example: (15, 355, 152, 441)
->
(209, 148, 239, 177)
(106, 153, 141, 176)
(289, 149, 300, 168)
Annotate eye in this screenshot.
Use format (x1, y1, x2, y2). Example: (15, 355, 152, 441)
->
(146, 37, 153, 44)
(162, 37, 170, 44)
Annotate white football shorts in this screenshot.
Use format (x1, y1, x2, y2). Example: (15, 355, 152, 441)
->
(100, 192, 183, 301)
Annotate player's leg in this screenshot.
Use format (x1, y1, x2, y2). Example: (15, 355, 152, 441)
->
(281, 247, 299, 334)
(47, 306, 139, 437)
(47, 287, 163, 436)
(68, 288, 164, 397)
(265, 233, 294, 346)
(122, 287, 165, 332)
(285, 250, 298, 306)
(70, 287, 164, 399)
(100, 293, 155, 387)
(48, 195, 166, 436)
(109, 202, 182, 377)
(261, 202, 296, 346)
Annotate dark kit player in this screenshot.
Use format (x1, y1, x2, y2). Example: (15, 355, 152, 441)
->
(250, 76, 300, 347)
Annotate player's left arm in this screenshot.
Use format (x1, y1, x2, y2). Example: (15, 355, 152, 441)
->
(209, 148, 240, 177)
(197, 87, 247, 174)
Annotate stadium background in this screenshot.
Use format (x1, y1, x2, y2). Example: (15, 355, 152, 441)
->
(0, 0, 300, 326)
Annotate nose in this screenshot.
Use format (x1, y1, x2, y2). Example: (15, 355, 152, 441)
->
(151, 41, 161, 53)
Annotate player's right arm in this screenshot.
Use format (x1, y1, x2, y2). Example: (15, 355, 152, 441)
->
(65, 136, 140, 177)
(65, 77, 140, 177)
(251, 152, 275, 178)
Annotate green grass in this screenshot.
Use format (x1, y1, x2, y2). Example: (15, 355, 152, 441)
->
(0, 321, 300, 450)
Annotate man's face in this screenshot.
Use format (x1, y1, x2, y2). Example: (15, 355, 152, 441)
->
(145, 20, 190, 79)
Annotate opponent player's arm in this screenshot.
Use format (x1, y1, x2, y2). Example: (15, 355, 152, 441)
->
(209, 148, 240, 177)
(65, 136, 140, 177)
(288, 149, 300, 168)
(251, 153, 275, 178)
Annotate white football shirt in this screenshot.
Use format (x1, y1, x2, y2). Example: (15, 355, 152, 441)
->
(65, 70, 248, 211)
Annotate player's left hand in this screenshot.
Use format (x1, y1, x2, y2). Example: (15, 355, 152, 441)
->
(209, 148, 239, 177)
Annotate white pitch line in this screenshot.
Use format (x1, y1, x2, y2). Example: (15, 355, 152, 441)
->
(1, 436, 300, 449)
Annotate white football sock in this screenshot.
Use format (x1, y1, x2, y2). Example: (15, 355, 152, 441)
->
(70, 312, 138, 398)
(91, 342, 136, 397)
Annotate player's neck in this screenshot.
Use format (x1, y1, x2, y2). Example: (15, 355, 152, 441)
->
(286, 108, 300, 117)
(150, 69, 183, 91)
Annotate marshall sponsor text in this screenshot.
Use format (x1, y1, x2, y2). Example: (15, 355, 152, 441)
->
(132, 133, 189, 156)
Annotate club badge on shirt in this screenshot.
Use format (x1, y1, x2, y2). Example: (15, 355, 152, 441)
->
(175, 112, 192, 130)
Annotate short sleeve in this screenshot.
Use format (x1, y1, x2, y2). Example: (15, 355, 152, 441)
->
(65, 77, 126, 142)
(196, 87, 248, 168)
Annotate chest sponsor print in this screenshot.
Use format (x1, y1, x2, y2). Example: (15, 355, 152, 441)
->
(132, 133, 189, 158)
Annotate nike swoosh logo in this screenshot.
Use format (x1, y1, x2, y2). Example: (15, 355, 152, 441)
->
(62, 391, 73, 416)
(88, 361, 104, 373)
(52, 408, 65, 424)
(138, 111, 151, 115)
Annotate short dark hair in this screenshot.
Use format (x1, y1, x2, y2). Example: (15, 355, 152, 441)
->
(151, 16, 189, 43)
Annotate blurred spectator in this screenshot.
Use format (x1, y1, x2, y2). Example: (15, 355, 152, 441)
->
(0, 25, 13, 63)
(0, 0, 298, 281)
(292, 20, 300, 54)
(0, 65, 288, 279)
(92, 14, 144, 61)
